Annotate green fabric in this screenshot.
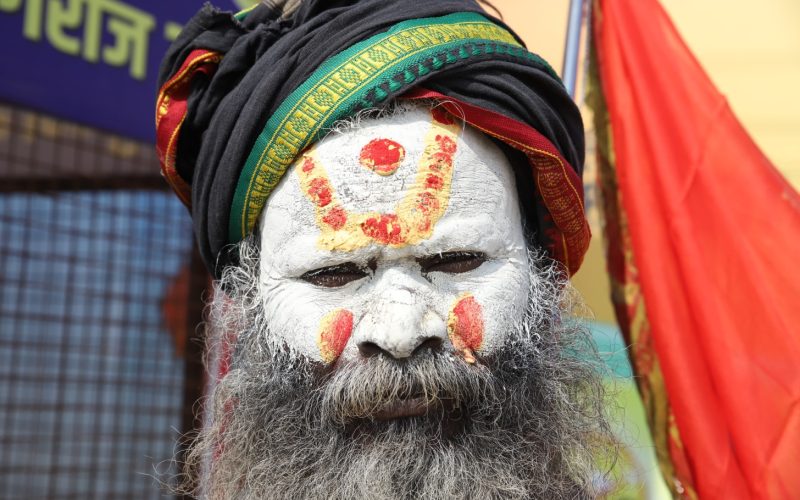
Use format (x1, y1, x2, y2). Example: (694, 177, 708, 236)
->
(228, 12, 550, 243)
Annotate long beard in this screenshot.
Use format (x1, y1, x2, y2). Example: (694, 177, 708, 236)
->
(177, 242, 612, 499)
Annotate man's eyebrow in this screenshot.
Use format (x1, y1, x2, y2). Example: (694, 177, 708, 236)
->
(413, 218, 507, 254)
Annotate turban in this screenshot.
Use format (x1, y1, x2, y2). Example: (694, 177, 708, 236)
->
(156, 0, 590, 278)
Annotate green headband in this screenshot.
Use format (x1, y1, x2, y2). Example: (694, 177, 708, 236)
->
(229, 12, 551, 243)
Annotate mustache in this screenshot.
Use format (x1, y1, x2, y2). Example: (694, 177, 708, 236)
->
(315, 350, 499, 428)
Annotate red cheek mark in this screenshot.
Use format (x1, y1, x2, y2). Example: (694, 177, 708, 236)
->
(447, 294, 484, 364)
(321, 205, 347, 230)
(361, 213, 406, 245)
(359, 138, 405, 175)
(430, 107, 455, 125)
(308, 177, 332, 207)
(318, 309, 354, 363)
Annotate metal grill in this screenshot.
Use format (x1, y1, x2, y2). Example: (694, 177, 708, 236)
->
(0, 104, 207, 499)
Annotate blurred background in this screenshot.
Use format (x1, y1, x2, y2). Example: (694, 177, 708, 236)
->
(0, 0, 797, 498)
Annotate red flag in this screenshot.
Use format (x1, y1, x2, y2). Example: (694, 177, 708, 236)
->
(590, 0, 800, 498)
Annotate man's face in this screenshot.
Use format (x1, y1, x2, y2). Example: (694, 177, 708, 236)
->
(186, 104, 607, 499)
(257, 105, 529, 366)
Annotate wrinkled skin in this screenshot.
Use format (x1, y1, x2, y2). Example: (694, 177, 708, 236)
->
(175, 104, 612, 499)
(256, 105, 529, 364)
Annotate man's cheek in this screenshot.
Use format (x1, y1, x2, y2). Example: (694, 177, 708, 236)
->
(317, 308, 354, 364)
(456, 262, 529, 356)
(447, 293, 484, 364)
(259, 283, 353, 362)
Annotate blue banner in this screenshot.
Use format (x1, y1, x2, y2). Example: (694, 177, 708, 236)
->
(0, 0, 239, 142)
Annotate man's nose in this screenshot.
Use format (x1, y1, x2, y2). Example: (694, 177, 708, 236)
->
(352, 272, 446, 359)
(357, 335, 443, 359)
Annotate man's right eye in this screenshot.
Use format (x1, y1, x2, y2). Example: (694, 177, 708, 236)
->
(300, 262, 369, 288)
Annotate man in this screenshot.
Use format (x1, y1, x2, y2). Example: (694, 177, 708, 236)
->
(156, 1, 612, 498)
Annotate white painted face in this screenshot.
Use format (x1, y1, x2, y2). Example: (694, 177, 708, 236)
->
(257, 104, 529, 364)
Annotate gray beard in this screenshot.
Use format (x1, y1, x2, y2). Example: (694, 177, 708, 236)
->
(176, 241, 613, 499)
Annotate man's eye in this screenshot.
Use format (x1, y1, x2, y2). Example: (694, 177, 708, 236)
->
(418, 252, 486, 275)
(300, 262, 369, 288)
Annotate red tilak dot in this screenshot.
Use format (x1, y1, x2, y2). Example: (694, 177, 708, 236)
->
(359, 138, 405, 175)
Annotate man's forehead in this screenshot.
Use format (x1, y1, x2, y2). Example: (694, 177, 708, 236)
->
(311, 107, 437, 214)
(258, 104, 523, 270)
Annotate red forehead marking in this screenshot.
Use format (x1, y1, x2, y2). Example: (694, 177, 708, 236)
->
(321, 205, 347, 230)
(415, 191, 440, 215)
(307, 177, 332, 207)
(299, 113, 461, 250)
(448, 295, 484, 363)
(319, 309, 354, 363)
(359, 138, 405, 175)
(425, 173, 443, 190)
(436, 134, 457, 154)
(361, 213, 405, 245)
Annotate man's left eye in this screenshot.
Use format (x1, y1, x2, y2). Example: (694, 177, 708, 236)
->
(300, 262, 369, 288)
(418, 251, 486, 275)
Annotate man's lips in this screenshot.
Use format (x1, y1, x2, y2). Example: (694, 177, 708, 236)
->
(346, 395, 465, 439)
(373, 396, 431, 421)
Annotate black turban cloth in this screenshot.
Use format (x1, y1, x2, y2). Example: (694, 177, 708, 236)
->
(156, 0, 589, 278)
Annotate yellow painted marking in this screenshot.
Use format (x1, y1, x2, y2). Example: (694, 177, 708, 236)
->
(297, 112, 462, 251)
